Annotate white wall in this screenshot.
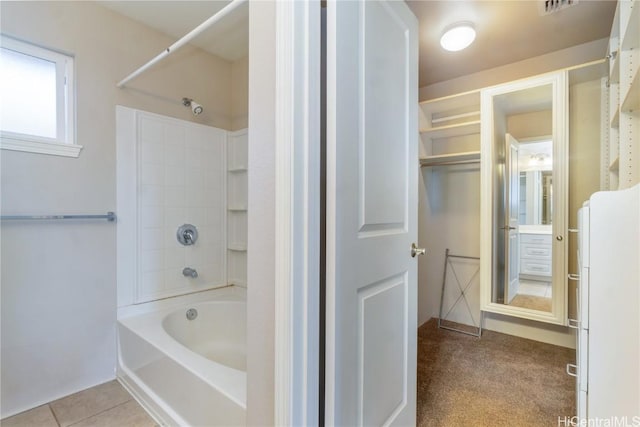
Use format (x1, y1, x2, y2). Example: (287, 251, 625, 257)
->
(246, 1, 276, 424)
(0, 1, 247, 418)
(231, 57, 250, 131)
(418, 165, 481, 327)
(419, 38, 608, 100)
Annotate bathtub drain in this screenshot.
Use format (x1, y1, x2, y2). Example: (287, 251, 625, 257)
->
(186, 308, 198, 320)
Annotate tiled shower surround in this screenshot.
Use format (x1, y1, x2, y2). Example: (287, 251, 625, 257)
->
(137, 115, 227, 302)
(119, 108, 228, 304)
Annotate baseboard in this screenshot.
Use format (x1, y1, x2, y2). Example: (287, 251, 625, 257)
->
(482, 311, 576, 349)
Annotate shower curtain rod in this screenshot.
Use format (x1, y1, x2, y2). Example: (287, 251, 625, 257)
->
(117, 0, 247, 88)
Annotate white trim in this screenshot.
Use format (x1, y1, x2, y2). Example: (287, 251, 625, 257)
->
(274, 1, 321, 426)
(0, 135, 82, 157)
(0, 34, 76, 153)
(480, 70, 568, 326)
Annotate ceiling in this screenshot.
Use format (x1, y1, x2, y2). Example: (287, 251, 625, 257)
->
(406, 0, 616, 87)
(98, 1, 615, 85)
(99, 1, 248, 62)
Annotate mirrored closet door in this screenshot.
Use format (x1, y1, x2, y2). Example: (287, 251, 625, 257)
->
(480, 71, 568, 325)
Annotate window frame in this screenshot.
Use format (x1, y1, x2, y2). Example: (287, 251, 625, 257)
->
(0, 35, 81, 157)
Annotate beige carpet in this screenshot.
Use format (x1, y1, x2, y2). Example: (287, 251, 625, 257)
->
(509, 294, 553, 312)
(417, 318, 575, 427)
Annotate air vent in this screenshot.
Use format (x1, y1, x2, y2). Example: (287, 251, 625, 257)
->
(539, 0, 579, 15)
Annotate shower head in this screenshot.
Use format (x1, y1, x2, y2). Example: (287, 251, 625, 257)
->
(182, 98, 204, 116)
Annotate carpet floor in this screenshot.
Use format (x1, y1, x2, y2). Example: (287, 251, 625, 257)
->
(417, 318, 575, 427)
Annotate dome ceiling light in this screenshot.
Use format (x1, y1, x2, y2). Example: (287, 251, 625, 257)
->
(440, 23, 476, 52)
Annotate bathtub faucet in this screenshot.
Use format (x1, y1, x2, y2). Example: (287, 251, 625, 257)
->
(182, 267, 198, 278)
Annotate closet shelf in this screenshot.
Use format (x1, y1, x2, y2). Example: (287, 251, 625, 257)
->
(610, 108, 620, 129)
(609, 156, 620, 172)
(419, 121, 481, 140)
(420, 151, 481, 167)
(621, 69, 640, 112)
(620, 3, 639, 51)
(419, 89, 480, 112)
(430, 111, 480, 125)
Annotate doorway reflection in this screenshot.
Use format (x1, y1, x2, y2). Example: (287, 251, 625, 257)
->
(507, 138, 553, 311)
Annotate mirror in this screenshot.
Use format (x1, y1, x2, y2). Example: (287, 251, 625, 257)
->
(518, 140, 552, 226)
(480, 71, 567, 326)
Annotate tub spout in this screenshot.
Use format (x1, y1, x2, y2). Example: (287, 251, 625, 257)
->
(182, 267, 198, 278)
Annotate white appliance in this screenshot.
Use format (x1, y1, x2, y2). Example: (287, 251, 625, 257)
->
(572, 183, 640, 422)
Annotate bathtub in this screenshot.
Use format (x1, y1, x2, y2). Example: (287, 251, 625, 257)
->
(117, 290, 246, 426)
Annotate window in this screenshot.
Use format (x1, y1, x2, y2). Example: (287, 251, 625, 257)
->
(0, 35, 80, 157)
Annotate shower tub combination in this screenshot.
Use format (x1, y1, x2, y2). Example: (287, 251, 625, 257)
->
(117, 290, 246, 426)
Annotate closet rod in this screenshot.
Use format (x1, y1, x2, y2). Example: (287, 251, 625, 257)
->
(117, 0, 247, 88)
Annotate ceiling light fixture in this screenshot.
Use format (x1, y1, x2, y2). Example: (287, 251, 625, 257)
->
(440, 23, 476, 52)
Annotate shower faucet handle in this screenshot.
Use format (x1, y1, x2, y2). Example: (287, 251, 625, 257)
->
(177, 224, 198, 246)
(183, 267, 198, 278)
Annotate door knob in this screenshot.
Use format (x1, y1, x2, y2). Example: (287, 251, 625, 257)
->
(411, 243, 426, 258)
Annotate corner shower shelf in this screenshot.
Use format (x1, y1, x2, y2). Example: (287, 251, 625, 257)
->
(228, 279, 247, 287)
(420, 151, 481, 167)
(228, 207, 247, 212)
(228, 167, 247, 173)
(228, 243, 247, 252)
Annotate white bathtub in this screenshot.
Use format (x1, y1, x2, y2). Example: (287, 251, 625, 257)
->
(117, 291, 246, 426)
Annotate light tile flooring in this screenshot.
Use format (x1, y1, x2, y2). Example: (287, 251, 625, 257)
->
(517, 278, 552, 297)
(1, 381, 156, 427)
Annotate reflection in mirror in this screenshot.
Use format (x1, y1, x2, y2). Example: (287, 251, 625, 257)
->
(518, 140, 552, 226)
(492, 84, 554, 313)
(481, 70, 567, 325)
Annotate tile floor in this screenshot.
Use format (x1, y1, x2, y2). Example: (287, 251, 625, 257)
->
(1, 381, 156, 427)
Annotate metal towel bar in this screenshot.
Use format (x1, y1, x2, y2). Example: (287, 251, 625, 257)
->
(1, 212, 117, 222)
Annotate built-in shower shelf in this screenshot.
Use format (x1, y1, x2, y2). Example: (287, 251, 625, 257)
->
(228, 279, 247, 287)
(228, 243, 247, 252)
(227, 129, 248, 289)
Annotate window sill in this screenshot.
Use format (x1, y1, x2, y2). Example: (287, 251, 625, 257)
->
(1, 136, 83, 158)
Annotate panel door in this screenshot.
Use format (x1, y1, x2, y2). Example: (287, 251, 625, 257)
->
(325, 1, 419, 425)
(505, 134, 520, 304)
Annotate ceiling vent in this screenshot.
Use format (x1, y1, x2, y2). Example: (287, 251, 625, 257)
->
(539, 0, 579, 15)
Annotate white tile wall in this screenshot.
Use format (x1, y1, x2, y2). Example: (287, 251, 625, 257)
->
(135, 114, 227, 303)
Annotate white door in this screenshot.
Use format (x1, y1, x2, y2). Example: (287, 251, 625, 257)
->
(325, 1, 418, 425)
(505, 134, 520, 304)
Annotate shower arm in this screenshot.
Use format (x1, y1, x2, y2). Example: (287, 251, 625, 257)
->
(117, 0, 247, 88)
